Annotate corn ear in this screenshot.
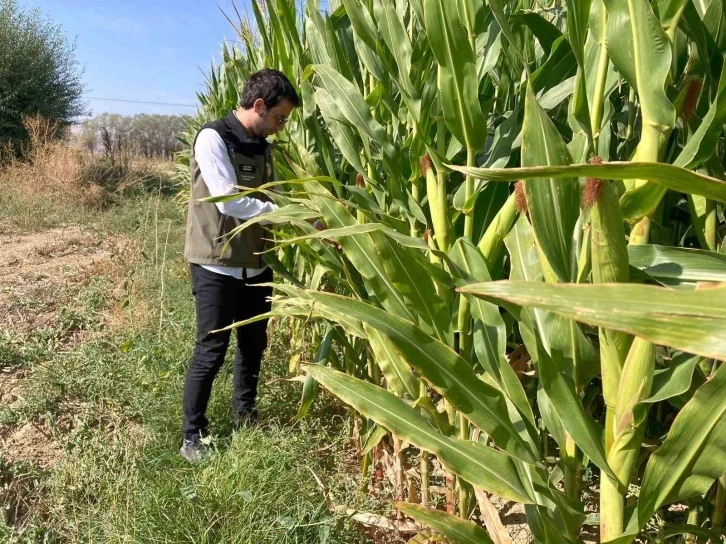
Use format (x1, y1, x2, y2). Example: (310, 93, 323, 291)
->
(424, 156, 450, 253)
(589, 175, 632, 407)
(477, 191, 518, 275)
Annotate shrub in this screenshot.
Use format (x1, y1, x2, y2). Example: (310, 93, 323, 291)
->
(0, 0, 87, 155)
(0, 116, 176, 210)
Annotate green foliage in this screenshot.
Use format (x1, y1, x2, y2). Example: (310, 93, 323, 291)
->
(0, 0, 86, 151)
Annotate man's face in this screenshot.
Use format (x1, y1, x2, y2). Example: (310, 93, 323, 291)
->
(252, 98, 295, 138)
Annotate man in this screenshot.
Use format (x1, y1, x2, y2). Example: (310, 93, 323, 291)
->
(181, 69, 300, 463)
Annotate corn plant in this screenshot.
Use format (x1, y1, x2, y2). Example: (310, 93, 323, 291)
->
(185, 0, 726, 541)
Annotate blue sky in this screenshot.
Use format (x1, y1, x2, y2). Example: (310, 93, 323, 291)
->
(22, 0, 261, 117)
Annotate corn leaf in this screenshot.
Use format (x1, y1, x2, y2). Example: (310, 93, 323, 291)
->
(269, 222, 432, 254)
(642, 353, 701, 405)
(621, 55, 726, 221)
(275, 0, 302, 58)
(536, 385, 567, 453)
(373, 236, 455, 346)
(306, 7, 334, 66)
(534, 335, 614, 479)
(654, 0, 689, 31)
(360, 423, 388, 456)
(521, 85, 580, 282)
(373, 0, 420, 120)
(251, 0, 273, 61)
(264, 0, 293, 78)
(299, 290, 541, 465)
(521, 12, 562, 57)
(675, 56, 726, 169)
(394, 502, 494, 544)
(449, 161, 726, 205)
(339, 0, 378, 51)
(619, 183, 670, 223)
(459, 280, 726, 361)
(603, 0, 675, 131)
(680, 2, 716, 80)
(637, 363, 726, 527)
(462, 0, 489, 36)
(266, 224, 455, 324)
(538, 76, 576, 110)
(315, 88, 367, 176)
(627, 245, 726, 285)
(689, 193, 718, 252)
(503, 216, 548, 357)
(423, 0, 487, 150)
(305, 365, 534, 504)
(485, 0, 521, 59)
(530, 36, 577, 95)
(352, 30, 388, 82)
(296, 325, 335, 418)
(303, 181, 413, 321)
(449, 238, 537, 434)
(312, 64, 400, 178)
(364, 324, 419, 400)
(565, 0, 592, 66)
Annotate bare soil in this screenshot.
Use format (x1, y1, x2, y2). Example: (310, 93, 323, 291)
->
(0, 222, 129, 471)
(0, 367, 27, 407)
(0, 223, 113, 335)
(2, 421, 63, 469)
(488, 495, 532, 543)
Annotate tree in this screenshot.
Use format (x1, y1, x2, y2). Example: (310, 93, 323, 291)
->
(78, 114, 187, 160)
(0, 0, 87, 152)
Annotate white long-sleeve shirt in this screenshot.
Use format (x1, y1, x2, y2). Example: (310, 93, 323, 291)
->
(194, 128, 279, 279)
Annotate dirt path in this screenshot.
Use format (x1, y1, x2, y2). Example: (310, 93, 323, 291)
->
(0, 223, 115, 335)
(0, 222, 127, 469)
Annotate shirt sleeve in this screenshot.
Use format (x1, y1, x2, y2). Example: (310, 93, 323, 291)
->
(193, 128, 279, 220)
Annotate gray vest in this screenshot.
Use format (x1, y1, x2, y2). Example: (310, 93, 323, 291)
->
(184, 114, 274, 268)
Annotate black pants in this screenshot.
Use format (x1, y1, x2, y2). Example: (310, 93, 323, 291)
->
(182, 264, 273, 439)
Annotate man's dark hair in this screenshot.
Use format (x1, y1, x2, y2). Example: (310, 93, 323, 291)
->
(239, 69, 301, 110)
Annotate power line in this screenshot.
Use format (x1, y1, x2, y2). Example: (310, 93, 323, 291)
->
(83, 96, 197, 107)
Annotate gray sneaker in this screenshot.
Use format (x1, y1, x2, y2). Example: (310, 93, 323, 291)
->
(180, 434, 209, 464)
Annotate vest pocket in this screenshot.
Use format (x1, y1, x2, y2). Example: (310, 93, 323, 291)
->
(213, 214, 227, 258)
(215, 214, 226, 239)
(213, 214, 238, 260)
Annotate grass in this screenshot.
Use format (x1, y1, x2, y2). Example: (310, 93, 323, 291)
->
(0, 179, 388, 543)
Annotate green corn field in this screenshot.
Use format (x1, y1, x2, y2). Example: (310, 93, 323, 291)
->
(178, 0, 726, 541)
